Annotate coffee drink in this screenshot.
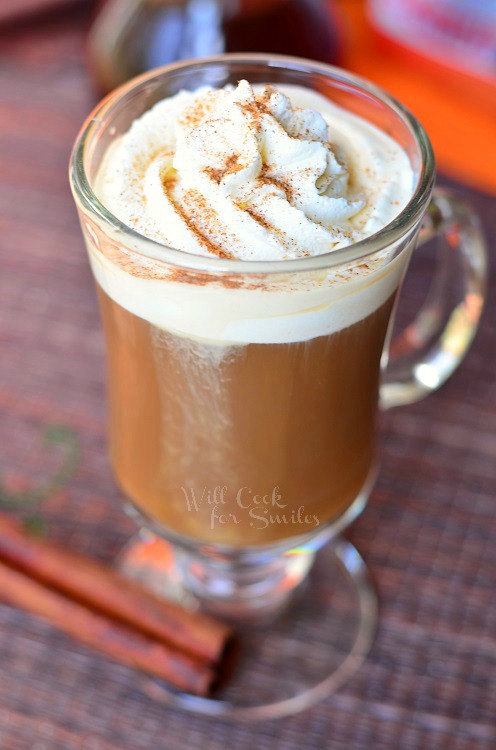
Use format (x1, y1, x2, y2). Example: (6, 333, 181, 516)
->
(89, 80, 414, 546)
(98, 286, 395, 545)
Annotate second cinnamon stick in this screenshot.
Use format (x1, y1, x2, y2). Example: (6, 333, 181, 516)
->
(0, 558, 214, 696)
(0, 514, 230, 664)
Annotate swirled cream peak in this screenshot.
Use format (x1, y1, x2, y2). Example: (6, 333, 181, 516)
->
(97, 82, 413, 260)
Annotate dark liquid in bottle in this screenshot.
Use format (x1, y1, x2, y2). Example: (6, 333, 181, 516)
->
(228, 0, 339, 62)
(90, 0, 340, 92)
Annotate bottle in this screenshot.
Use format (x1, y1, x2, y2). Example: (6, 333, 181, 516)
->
(87, 0, 341, 93)
(369, 0, 496, 85)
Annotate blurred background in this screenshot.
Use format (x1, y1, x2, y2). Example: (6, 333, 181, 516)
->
(1, 0, 495, 192)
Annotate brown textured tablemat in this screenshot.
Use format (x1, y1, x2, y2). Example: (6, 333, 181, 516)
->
(0, 6, 495, 750)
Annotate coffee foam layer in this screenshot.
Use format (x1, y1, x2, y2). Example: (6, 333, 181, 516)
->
(86, 237, 410, 344)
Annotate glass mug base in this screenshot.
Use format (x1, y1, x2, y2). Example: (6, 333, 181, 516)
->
(118, 533, 377, 720)
(115, 483, 376, 718)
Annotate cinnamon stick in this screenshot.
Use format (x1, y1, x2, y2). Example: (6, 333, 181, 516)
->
(0, 558, 214, 696)
(0, 514, 230, 664)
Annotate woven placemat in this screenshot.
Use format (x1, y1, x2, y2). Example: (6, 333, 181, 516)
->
(0, 8, 495, 749)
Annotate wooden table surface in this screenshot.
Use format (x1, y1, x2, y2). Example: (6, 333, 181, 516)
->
(0, 5, 495, 750)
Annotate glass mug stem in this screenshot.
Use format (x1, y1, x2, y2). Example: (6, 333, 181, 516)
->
(121, 468, 377, 618)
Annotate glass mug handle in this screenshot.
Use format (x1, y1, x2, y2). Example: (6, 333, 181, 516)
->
(381, 187, 488, 410)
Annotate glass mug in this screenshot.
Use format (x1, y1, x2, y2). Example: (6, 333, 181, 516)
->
(70, 55, 486, 717)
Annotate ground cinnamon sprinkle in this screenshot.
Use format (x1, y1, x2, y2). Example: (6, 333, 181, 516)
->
(257, 170, 294, 203)
(180, 189, 235, 260)
(131, 146, 173, 183)
(157, 170, 231, 259)
(244, 205, 272, 231)
(178, 96, 217, 130)
(203, 153, 244, 184)
(236, 97, 263, 121)
(161, 170, 178, 192)
(203, 166, 224, 184)
(165, 267, 251, 289)
(85, 214, 247, 286)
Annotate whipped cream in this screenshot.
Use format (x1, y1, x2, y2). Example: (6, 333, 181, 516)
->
(90, 82, 416, 344)
(96, 81, 413, 261)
